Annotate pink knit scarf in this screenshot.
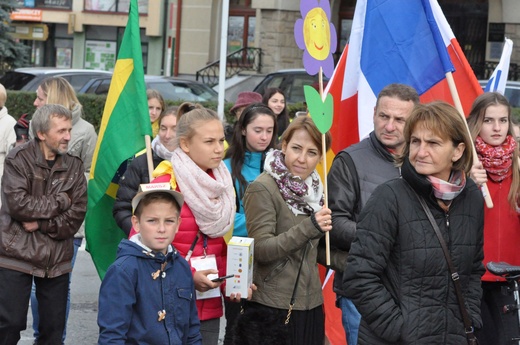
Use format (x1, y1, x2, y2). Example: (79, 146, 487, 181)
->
(171, 148, 235, 238)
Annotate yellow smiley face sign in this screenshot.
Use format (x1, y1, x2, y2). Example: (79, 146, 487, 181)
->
(303, 7, 331, 61)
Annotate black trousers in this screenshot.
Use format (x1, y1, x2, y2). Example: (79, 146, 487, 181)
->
(223, 299, 242, 345)
(232, 301, 324, 345)
(0, 268, 69, 345)
(475, 281, 520, 345)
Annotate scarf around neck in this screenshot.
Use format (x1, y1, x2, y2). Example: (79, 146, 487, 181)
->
(475, 135, 516, 182)
(151, 135, 175, 161)
(264, 149, 323, 216)
(427, 170, 466, 201)
(170, 148, 235, 238)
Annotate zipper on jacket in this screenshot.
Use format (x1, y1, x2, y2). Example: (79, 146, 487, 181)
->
(443, 209, 451, 344)
(263, 257, 290, 282)
(44, 253, 51, 278)
(45, 244, 52, 278)
(34, 163, 52, 277)
(157, 256, 171, 343)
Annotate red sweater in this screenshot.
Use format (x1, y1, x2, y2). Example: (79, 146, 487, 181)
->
(482, 175, 520, 282)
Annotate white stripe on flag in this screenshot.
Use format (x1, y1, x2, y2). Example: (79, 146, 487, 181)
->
(322, 269, 335, 289)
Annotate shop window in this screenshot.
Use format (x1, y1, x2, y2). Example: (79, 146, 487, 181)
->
(338, 0, 355, 56)
(228, 16, 255, 53)
(84, 0, 148, 13)
(339, 19, 352, 52)
(228, 0, 255, 53)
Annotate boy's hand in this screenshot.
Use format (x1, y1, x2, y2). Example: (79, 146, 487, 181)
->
(193, 269, 222, 292)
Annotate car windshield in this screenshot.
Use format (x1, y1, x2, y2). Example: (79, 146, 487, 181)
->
(479, 80, 520, 108)
(0, 72, 36, 90)
(147, 81, 218, 102)
(504, 87, 520, 108)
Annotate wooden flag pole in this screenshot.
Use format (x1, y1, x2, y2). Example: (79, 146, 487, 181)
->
(318, 67, 331, 266)
(145, 134, 154, 182)
(445, 72, 493, 208)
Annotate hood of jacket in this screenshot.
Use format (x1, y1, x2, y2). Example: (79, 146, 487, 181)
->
(71, 104, 82, 126)
(0, 107, 8, 121)
(122, 234, 176, 262)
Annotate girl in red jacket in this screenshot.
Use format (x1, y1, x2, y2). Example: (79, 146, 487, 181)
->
(151, 103, 235, 344)
(468, 92, 520, 345)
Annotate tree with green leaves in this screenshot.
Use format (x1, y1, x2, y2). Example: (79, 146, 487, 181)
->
(0, 0, 30, 74)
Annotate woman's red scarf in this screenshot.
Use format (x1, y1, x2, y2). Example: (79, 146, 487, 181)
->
(475, 135, 516, 182)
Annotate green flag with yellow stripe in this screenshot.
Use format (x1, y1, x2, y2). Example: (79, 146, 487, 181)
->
(85, 0, 152, 279)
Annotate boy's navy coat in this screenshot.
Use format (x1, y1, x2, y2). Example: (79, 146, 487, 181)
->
(98, 239, 202, 345)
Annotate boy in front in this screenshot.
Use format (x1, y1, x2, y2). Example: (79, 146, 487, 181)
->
(98, 184, 201, 345)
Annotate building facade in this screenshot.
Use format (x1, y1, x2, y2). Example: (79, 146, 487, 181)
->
(8, 0, 520, 80)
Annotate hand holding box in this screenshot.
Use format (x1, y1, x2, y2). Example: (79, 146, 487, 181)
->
(226, 236, 254, 298)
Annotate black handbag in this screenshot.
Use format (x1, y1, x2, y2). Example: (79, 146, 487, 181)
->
(415, 192, 479, 345)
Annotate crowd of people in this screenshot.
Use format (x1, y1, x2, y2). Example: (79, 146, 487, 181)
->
(0, 78, 518, 345)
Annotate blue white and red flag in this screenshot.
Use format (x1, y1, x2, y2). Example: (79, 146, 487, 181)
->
(324, 0, 483, 154)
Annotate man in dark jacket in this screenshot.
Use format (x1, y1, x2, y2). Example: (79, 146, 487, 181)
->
(0, 104, 87, 345)
(327, 83, 419, 345)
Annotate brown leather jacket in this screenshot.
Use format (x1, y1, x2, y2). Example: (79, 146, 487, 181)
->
(0, 140, 87, 278)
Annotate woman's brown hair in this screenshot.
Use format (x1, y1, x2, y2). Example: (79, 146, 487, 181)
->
(396, 101, 474, 174)
(467, 92, 519, 209)
(280, 116, 331, 156)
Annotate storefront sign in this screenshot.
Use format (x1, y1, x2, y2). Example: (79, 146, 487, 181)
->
(10, 9, 42, 21)
(10, 23, 48, 41)
(85, 40, 117, 72)
(35, 0, 72, 9)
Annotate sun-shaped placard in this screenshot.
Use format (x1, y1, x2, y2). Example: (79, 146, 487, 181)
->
(294, 0, 337, 78)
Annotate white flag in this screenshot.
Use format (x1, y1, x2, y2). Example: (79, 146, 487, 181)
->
(485, 38, 514, 94)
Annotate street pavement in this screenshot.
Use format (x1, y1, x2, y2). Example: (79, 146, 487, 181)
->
(17, 243, 225, 345)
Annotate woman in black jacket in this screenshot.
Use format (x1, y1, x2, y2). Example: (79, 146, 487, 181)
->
(343, 101, 485, 344)
(112, 106, 178, 235)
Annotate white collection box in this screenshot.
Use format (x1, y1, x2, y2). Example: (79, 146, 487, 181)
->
(225, 236, 254, 298)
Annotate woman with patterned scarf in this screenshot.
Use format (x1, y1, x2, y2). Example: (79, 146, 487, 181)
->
(343, 102, 484, 344)
(242, 116, 346, 344)
(468, 92, 520, 345)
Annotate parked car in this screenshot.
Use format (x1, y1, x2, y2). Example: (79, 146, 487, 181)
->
(0, 67, 112, 92)
(79, 75, 220, 102)
(253, 69, 329, 104)
(478, 80, 520, 108)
